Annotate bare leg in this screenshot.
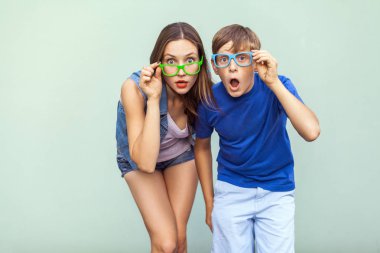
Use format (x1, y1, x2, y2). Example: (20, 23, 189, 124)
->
(163, 160, 198, 253)
(125, 170, 178, 253)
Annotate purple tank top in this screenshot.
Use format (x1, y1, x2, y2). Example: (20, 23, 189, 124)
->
(157, 113, 192, 162)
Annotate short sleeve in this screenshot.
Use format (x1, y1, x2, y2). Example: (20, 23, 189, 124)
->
(278, 76, 304, 112)
(195, 102, 214, 138)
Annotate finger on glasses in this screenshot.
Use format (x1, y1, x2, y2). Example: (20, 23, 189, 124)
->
(141, 68, 153, 78)
(255, 55, 271, 63)
(144, 63, 158, 74)
(254, 50, 274, 60)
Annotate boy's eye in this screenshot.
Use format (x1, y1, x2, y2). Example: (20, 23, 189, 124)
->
(238, 55, 246, 61)
(221, 56, 228, 62)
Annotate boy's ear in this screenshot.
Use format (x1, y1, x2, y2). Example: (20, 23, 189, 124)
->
(253, 62, 258, 72)
(211, 59, 219, 75)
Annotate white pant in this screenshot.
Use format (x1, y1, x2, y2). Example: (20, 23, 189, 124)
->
(211, 180, 295, 253)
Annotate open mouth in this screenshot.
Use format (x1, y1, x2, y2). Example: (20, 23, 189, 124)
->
(229, 78, 240, 91)
(176, 81, 188, 89)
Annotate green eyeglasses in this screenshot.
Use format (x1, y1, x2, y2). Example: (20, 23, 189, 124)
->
(159, 56, 203, 77)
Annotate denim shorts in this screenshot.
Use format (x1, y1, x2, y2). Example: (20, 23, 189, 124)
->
(118, 147, 194, 177)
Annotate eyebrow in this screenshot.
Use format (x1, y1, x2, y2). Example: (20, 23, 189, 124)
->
(163, 52, 198, 58)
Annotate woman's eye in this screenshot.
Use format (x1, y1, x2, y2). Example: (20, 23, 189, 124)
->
(187, 58, 195, 63)
(167, 59, 175, 64)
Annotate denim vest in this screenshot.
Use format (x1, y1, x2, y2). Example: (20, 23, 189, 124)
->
(116, 71, 170, 173)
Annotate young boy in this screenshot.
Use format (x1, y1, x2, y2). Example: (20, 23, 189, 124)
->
(195, 24, 320, 253)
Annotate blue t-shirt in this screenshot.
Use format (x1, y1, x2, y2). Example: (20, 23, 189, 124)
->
(195, 72, 303, 191)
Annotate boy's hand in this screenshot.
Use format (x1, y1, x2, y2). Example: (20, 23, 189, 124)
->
(206, 203, 213, 232)
(139, 62, 162, 100)
(252, 50, 280, 88)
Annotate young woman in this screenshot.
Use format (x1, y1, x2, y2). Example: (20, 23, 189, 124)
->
(116, 22, 214, 253)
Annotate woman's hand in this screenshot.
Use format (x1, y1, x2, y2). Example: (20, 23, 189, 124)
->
(140, 62, 163, 100)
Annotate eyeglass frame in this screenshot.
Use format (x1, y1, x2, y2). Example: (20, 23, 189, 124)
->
(211, 52, 254, 68)
(159, 56, 204, 77)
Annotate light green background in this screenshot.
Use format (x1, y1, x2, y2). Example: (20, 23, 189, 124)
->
(1, 0, 379, 252)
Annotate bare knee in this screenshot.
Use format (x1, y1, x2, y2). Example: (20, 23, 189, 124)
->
(152, 237, 177, 253)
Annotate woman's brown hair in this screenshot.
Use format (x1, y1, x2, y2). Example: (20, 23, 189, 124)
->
(150, 22, 216, 127)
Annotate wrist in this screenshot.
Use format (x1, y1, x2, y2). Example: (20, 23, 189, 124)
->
(147, 96, 160, 104)
(205, 199, 214, 210)
(266, 77, 281, 90)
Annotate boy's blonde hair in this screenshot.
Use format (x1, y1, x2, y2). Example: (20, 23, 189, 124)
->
(212, 24, 261, 54)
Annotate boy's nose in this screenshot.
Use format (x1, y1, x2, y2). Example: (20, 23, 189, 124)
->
(229, 59, 238, 72)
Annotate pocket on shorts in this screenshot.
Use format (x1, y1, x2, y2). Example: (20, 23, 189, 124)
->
(213, 180, 221, 195)
(213, 180, 227, 198)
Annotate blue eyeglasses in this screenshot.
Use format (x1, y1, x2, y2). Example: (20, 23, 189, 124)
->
(212, 52, 253, 68)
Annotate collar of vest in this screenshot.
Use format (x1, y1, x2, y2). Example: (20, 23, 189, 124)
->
(159, 82, 168, 115)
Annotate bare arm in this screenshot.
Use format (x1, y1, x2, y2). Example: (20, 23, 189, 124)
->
(253, 50, 320, 142)
(121, 63, 162, 173)
(269, 79, 320, 142)
(194, 137, 214, 231)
